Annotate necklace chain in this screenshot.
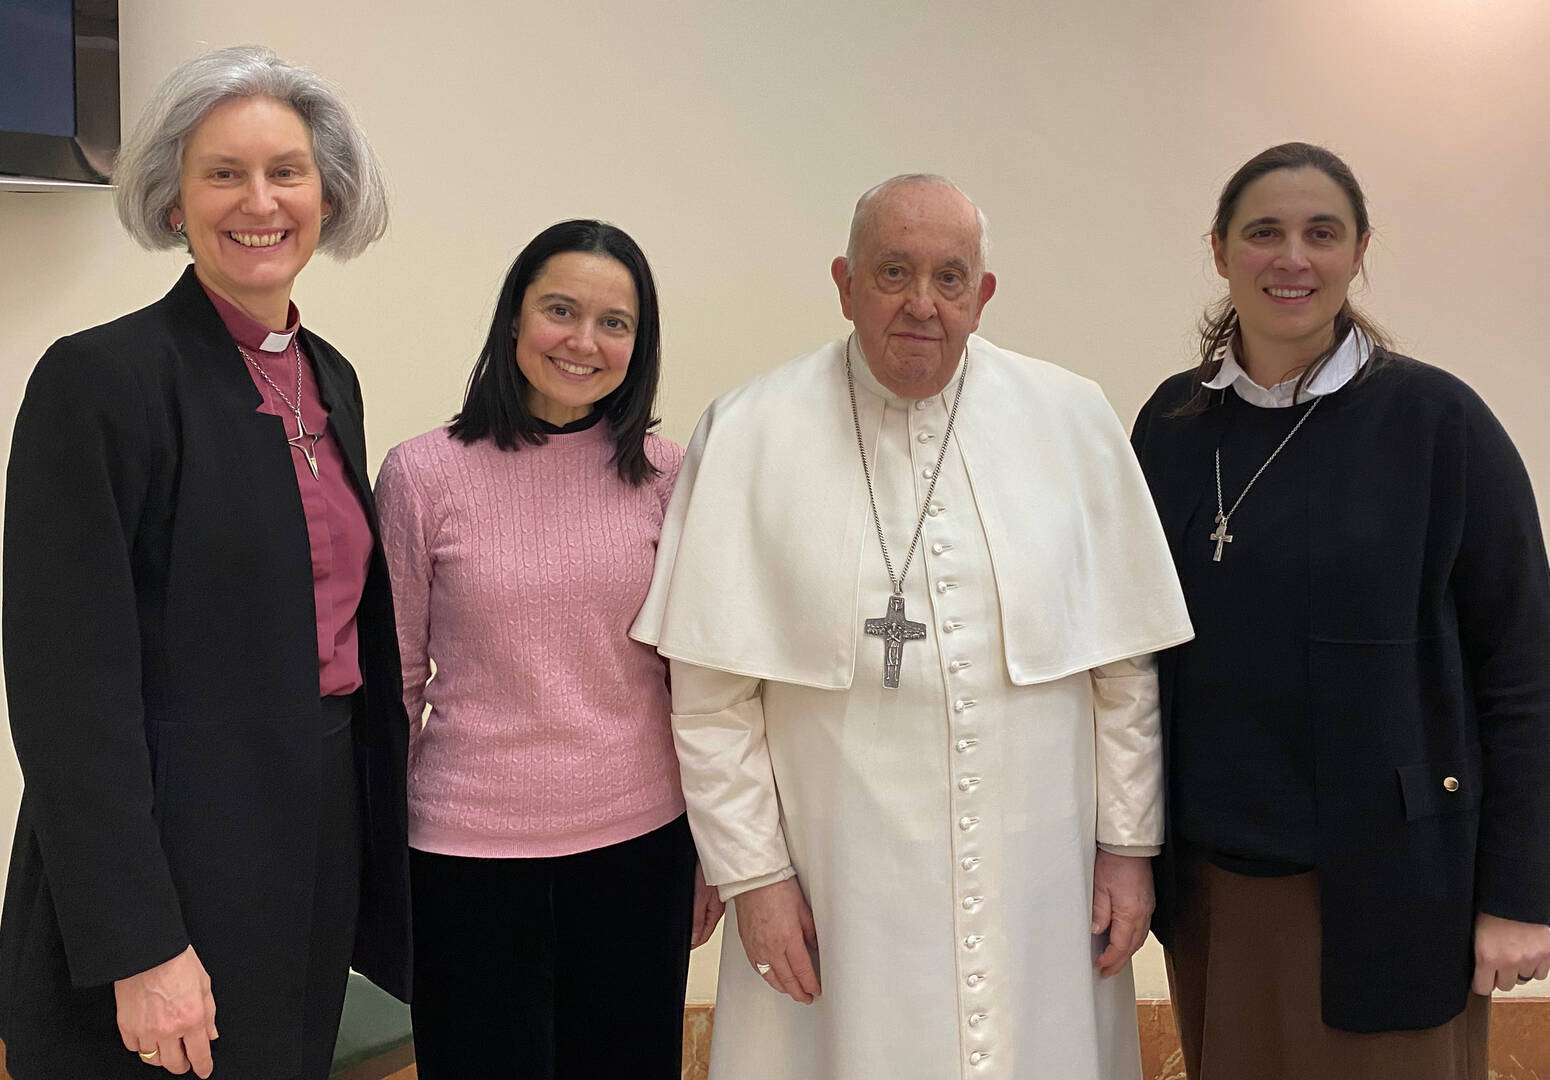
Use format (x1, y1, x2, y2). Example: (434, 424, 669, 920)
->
(845, 334, 967, 595)
(237, 343, 304, 423)
(1212, 395, 1322, 559)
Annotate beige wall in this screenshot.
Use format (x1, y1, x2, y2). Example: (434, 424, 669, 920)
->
(1, 0, 1547, 1006)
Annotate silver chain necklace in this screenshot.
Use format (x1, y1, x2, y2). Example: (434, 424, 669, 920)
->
(237, 343, 321, 480)
(1210, 395, 1321, 562)
(845, 334, 968, 687)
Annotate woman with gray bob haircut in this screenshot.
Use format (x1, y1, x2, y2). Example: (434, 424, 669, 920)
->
(114, 44, 388, 258)
(0, 45, 410, 1080)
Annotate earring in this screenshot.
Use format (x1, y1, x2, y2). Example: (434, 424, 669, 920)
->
(171, 220, 185, 237)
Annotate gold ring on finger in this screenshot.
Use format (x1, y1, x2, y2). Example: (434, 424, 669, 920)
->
(755, 962, 772, 975)
(138, 1049, 160, 1061)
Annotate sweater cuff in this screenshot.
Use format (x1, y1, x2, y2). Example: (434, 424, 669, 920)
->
(1476, 850, 1550, 925)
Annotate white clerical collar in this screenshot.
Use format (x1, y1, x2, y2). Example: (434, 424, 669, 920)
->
(848, 335, 966, 405)
(1203, 328, 1371, 409)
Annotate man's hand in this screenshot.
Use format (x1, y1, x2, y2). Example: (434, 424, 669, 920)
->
(733, 877, 820, 1003)
(1091, 850, 1154, 978)
(1473, 913, 1550, 994)
(114, 945, 218, 1077)
(690, 862, 726, 948)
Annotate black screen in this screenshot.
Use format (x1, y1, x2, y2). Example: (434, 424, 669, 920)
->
(0, 0, 77, 138)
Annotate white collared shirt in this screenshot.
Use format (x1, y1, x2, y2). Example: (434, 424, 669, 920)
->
(1204, 329, 1372, 409)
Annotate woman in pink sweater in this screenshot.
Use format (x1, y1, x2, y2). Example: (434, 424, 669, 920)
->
(375, 220, 722, 1079)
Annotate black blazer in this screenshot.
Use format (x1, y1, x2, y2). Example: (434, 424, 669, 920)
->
(1132, 354, 1550, 1032)
(0, 268, 410, 1077)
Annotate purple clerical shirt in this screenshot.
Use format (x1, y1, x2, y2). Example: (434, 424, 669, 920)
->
(202, 284, 371, 696)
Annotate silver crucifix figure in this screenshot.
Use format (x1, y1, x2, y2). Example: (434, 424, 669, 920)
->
(1209, 514, 1233, 562)
(865, 593, 928, 689)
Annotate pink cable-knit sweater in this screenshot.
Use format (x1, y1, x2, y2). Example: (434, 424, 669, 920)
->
(374, 423, 686, 858)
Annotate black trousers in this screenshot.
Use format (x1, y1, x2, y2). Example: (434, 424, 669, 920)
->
(409, 814, 697, 1080)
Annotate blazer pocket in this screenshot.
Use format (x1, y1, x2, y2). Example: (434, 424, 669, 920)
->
(1397, 756, 1483, 822)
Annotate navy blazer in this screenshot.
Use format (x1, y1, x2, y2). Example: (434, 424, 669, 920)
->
(1132, 355, 1550, 1032)
(0, 268, 411, 1077)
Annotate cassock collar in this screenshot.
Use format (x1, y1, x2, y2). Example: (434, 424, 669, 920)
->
(198, 280, 303, 354)
(1203, 328, 1371, 408)
(848, 336, 966, 406)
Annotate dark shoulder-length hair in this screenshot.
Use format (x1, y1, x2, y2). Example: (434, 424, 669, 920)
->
(448, 219, 663, 485)
(1173, 142, 1392, 416)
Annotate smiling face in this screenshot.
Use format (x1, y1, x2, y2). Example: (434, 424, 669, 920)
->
(172, 95, 330, 328)
(1213, 166, 1369, 379)
(513, 251, 639, 426)
(831, 182, 996, 398)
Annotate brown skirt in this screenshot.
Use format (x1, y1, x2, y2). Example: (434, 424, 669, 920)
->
(1165, 852, 1489, 1080)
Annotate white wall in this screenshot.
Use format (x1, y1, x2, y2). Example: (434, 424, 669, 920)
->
(1, 0, 1546, 1005)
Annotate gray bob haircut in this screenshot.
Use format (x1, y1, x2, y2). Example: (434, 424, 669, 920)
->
(114, 45, 388, 260)
(844, 173, 991, 274)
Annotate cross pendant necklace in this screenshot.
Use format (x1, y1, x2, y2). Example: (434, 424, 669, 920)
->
(846, 335, 968, 688)
(238, 344, 322, 480)
(1211, 395, 1321, 563)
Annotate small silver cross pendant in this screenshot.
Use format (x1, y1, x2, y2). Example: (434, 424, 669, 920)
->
(864, 593, 928, 689)
(288, 412, 322, 480)
(1209, 514, 1233, 562)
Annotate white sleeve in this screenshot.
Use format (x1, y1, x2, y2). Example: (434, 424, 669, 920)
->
(670, 659, 795, 896)
(1091, 653, 1164, 850)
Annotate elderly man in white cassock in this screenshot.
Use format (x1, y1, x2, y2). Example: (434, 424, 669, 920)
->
(631, 174, 1192, 1079)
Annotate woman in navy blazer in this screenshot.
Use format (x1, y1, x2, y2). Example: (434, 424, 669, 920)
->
(0, 47, 409, 1079)
(1132, 142, 1550, 1080)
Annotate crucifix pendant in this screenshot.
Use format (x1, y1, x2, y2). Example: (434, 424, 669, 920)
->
(864, 593, 927, 689)
(1209, 514, 1233, 562)
(288, 412, 322, 480)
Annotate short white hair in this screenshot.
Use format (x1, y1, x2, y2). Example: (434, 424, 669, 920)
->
(844, 173, 991, 273)
(113, 45, 388, 260)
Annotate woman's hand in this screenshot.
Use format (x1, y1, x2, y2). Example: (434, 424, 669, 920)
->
(1473, 913, 1550, 993)
(113, 945, 218, 1076)
(690, 861, 726, 948)
(733, 877, 820, 1003)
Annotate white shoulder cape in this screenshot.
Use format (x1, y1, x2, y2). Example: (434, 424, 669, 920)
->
(631, 335, 1192, 689)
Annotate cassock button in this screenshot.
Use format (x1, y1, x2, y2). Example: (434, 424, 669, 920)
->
(966, 973, 986, 987)
(961, 856, 981, 870)
(938, 580, 959, 593)
(970, 1050, 990, 1065)
(1443, 776, 1460, 792)
(962, 895, 984, 910)
(932, 543, 951, 556)
(968, 1011, 988, 1026)
(955, 738, 978, 752)
(950, 659, 972, 672)
(915, 399, 930, 411)
(926, 502, 944, 516)
(959, 816, 979, 831)
(958, 776, 981, 791)
(921, 467, 935, 479)
(964, 934, 984, 949)
(917, 431, 935, 443)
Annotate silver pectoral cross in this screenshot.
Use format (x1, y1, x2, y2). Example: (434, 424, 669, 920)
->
(864, 593, 928, 689)
(1209, 514, 1233, 562)
(288, 412, 322, 480)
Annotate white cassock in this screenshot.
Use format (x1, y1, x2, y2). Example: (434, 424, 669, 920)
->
(632, 336, 1192, 1080)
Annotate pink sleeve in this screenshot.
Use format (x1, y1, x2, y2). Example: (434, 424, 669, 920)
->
(650, 436, 686, 514)
(374, 442, 434, 753)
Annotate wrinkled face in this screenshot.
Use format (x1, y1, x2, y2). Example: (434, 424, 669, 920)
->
(831, 183, 996, 398)
(172, 96, 329, 322)
(1212, 166, 1368, 367)
(513, 252, 638, 425)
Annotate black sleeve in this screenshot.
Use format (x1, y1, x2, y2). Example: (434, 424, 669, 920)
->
(1452, 391, 1550, 923)
(2, 338, 189, 986)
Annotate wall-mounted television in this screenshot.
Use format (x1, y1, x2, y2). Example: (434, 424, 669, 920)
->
(0, 0, 119, 189)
